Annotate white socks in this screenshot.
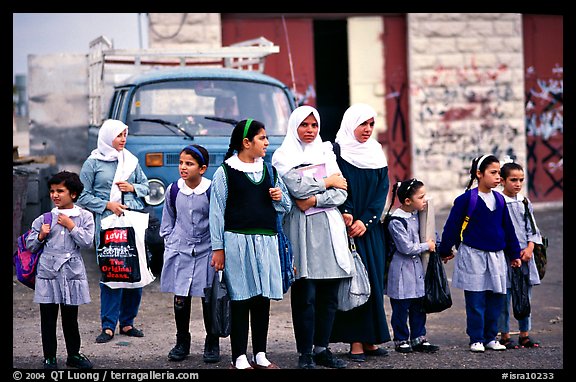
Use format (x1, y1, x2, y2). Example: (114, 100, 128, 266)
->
(254, 352, 271, 367)
(234, 354, 251, 369)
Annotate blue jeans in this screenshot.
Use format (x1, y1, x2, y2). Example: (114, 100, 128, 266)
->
(390, 297, 426, 342)
(464, 290, 505, 345)
(498, 286, 532, 333)
(100, 283, 143, 332)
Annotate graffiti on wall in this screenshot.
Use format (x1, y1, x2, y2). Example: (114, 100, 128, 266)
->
(525, 65, 563, 198)
(411, 60, 522, 186)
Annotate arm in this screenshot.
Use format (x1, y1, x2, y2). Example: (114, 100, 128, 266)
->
(159, 183, 176, 238)
(438, 193, 468, 258)
(77, 159, 109, 214)
(390, 219, 430, 257)
(67, 211, 96, 248)
(273, 173, 292, 215)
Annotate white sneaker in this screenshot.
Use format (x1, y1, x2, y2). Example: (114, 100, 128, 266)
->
(470, 342, 485, 352)
(485, 340, 506, 351)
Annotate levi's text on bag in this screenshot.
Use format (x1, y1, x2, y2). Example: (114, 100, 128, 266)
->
(98, 226, 141, 283)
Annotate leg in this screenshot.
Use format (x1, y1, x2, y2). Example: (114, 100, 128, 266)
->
(484, 291, 505, 343)
(99, 283, 121, 335)
(464, 290, 486, 345)
(390, 298, 411, 353)
(291, 278, 315, 355)
(40, 303, 59, 360)
(168, 296, 191, 361)
(498, 289, 518, 348)
(119, 287, 143, 334)
(518, 287, 539, 347)
(60, 304, 80, 356)
(230, 298, 250, 368)
(250, 296, 279, 368)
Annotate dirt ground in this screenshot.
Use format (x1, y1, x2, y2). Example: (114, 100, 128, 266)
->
(12, 203, 564, 378)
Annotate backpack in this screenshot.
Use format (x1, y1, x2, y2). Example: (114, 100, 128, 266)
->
(168, 180, 211, 219)
(13, 212, 53, 289)
(382, 211, 408, 285)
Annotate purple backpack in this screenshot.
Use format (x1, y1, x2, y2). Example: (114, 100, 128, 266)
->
(13, 212, 52, 289)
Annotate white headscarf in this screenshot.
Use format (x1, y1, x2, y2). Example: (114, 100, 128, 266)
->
(335, 103, 387, 169)
(272, 105, 352, 274)
(272, 105, 340, 177)
(88, 119, 138, 203)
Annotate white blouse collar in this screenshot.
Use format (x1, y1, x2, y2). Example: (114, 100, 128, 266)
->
(51, 205, 81, 217)
(225, 154, 264, 173)
(177, 176, 211, 196)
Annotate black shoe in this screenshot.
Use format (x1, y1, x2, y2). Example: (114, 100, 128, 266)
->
(313, 348, 347, 369)
(412, 341, 439, 353)
(348, 352, 366, 362)
(96, 329, 114, 343)
(168, 333, 191, 361)
(66, 353, 93, 369)
(43, 357, 58, 369)
(395, 341, 413, 353)
(298, 353, 316, 369)
(120, 327, 144, 337)
(203, 334, 220, 363)
(364, 347, 389, 356)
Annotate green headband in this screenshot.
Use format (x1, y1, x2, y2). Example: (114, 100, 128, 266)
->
(242, 119, 253, 139)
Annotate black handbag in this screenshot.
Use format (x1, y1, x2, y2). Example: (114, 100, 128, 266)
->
(204, 271, 231, 338)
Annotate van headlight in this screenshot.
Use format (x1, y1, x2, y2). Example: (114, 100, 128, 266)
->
(144, 179, 166, 206)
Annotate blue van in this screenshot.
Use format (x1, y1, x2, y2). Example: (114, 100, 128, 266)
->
(91, 66, 296, 219)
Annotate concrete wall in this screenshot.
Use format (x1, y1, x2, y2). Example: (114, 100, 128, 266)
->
(148, 13, 221, 49)
(407, 13, 526, 208)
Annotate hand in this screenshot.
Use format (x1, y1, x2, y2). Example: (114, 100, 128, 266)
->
(57, 213, 75, 231)
(294, 196, 316, 212)
(510, 258, 522, 268)
(106, 201, 128, 216)
(520, 247, 533, 262)
(427, 239, 436, 252)
(115, 181, 135, 193)
(347, 220, 366, 238)
(269, 187, 282, 201)
(441, 253, 455, 264)
(211, 250, 225, 271)
(325, 172, 347, 191)
(342, 213, 353, 227)
(38, 222, 51, 241)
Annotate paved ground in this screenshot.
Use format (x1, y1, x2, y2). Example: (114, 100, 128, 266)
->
(12, 202, 564, 378)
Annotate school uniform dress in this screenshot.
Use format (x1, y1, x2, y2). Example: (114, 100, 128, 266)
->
(438, 188, 521, 345)
(209, 154, 291, 362)
(28, 207, 94, 306)
(385, 209, 429, 343)
(160, 177, 214, 297)
(497, 193, 542, 333)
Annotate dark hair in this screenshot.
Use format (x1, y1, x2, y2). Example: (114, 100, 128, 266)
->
(224, 119, 266, 161)
(181, 144, 209, 167)
(465, 154, 499, 190)
(47, 171, 84, 202)
(393, 178, 424, 205)
(500, 162, 524, 180)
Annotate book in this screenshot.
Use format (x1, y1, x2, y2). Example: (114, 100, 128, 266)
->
(418, 197, 435, 275)
(296, 163, 336, 216)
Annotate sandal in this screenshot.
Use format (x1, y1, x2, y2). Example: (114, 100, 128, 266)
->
(499, 338, 519, 349)
(96, 329, 114, 343)
(120, 327, 144, 337)
(519, 336, 540, 348)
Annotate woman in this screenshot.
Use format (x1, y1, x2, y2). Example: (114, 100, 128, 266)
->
(329, 103, 392, 361)
(77, 119, 150, 344)
(272, 105, 353, 369)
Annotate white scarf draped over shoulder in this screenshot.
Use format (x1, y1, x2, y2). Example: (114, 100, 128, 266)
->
(88, 119, 139, 203)
(335, 103, 387, 169)
(272, 105, 352, 274)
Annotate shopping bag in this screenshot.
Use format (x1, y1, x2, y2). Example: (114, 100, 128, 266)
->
(98, 210, 155, 289)
(337, 237, 371, 311)
(423, 251, 452, 313)
(204, 270, 231, 338)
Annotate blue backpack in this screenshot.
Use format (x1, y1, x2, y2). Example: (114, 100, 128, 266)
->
(13, 212, 53, 289)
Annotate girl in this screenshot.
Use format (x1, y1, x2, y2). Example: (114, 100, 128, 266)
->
(209, 119, 292, 369)
(438, 154, 522, 352)
(28, 171, 95, 369)
(330, 103, 391, 361)
(77, 119, 150, 344)
(497, 162, 542, 349)
(272, 105, 353, 369)
(385, 179, 439, 354)
(159, 144, 220, 363)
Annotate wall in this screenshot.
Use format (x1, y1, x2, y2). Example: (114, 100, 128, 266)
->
(407, 13, 526, 208)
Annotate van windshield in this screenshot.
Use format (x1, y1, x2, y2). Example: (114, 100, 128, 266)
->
(127, 79, 292, 137)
